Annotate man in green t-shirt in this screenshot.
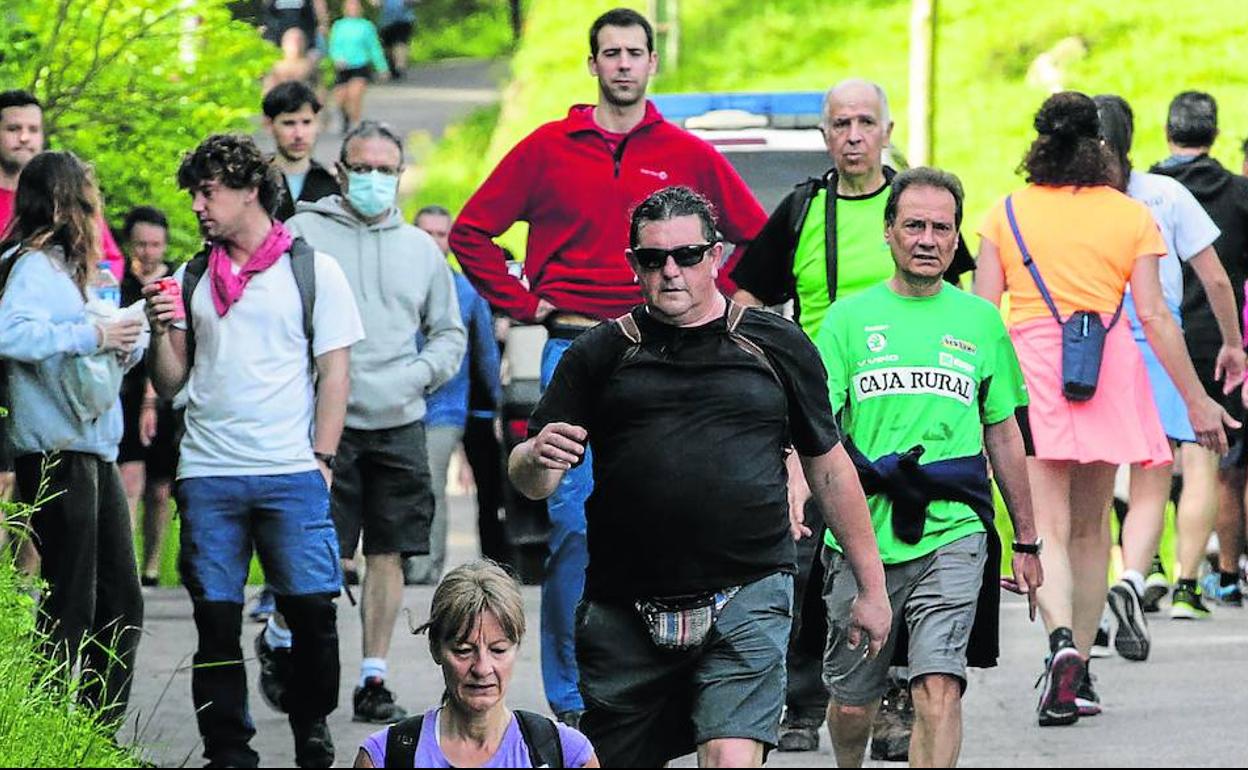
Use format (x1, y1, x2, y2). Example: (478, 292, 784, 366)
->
(814, 168, 1043, 768)
(730, 78, 975, 758)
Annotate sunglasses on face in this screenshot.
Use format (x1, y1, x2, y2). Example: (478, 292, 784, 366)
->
(631, 242, 713, 270)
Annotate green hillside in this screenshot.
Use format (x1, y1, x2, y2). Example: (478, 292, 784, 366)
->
(414, 0, 1248, 239)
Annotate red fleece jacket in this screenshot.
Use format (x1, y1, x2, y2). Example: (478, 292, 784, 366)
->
(450, 102, 766, 322)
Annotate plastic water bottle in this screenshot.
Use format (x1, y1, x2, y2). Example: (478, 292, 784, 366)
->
(93, 261, 121, 308)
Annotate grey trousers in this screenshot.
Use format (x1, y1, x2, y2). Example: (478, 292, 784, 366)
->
(404, 425, 463, 584)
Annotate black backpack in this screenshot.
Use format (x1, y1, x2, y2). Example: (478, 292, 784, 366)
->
(383, 709, 564, 768)
(180, 237, 317, 365)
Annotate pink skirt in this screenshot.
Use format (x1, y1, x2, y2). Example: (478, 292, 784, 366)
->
(1010, 317, 1173, 467)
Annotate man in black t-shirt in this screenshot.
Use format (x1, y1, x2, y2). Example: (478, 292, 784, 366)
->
(509, 186, 889, 768)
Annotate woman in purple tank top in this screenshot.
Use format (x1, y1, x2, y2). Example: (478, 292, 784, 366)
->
(354, 560, 599, 768)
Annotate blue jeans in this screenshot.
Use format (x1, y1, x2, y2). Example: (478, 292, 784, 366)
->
(176, 471, 342, 766)
(540, 337, 592, 715)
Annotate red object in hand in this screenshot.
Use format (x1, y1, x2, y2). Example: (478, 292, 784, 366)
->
(155, 277, 186, 321)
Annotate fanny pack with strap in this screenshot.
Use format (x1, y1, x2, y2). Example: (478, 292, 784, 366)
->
(1005, 195, 1121, 402)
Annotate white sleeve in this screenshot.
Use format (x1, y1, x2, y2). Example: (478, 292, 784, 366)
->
(311, 252, 365, 355)
(1171, 181, 1221, 261)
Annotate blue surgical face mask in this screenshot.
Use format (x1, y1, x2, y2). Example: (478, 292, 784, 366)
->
(346, 170, 398, 217)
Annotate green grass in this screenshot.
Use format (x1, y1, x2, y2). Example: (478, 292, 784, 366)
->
(0, 514, 141, 766)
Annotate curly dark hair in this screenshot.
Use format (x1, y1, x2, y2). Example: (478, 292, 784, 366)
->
(176, 134, 284, 216)
(1018, 91, 1114, 188)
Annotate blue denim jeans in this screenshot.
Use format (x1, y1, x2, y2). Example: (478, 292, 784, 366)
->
(176, 471, 342, 766)
(540, 336, 592, 715)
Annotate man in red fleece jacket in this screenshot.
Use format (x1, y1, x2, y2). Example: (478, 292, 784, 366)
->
(450, 7, 766, 727)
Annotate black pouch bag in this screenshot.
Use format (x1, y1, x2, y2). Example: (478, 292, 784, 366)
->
(1005, 196, 1122, 402)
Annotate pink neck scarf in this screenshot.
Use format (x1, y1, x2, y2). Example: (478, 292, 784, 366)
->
(208, 221, 294, 317)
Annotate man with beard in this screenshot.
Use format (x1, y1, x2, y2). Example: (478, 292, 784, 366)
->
(450, 8, 767, 726)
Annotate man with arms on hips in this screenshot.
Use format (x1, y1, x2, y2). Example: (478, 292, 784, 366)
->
(509, 186, 889, 768)
(814, 168, 1042, 768)
(451, 8, 766, 725)
(144, 133, 364, 768)
(286, 121, 466, 724)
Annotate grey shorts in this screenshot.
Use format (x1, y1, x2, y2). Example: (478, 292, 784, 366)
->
(331, 421, 434, 558)
(576, 571, 794, 767)
(822, 532, 987, 706)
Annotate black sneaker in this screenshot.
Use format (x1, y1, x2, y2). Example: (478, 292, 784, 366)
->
(1075, 667, 1101, 717)
(870, 677, 913, 760)
(1170, 583, 1211, 620)
(1107, 581, 1150, 661)
(254, 629, 291, 713)
(353, 677, 408, 723)
(777, 724, 819, 752)
(1035, 647, 1082, 727)
(290, 715, 334, 768)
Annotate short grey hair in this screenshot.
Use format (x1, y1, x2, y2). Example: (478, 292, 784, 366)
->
(821, 79, 891, 129)
(339, 120, 404, 163)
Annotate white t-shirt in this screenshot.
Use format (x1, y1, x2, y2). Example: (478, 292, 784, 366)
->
(1126, 170, 1221, 316)
(175, 251, 364, 478)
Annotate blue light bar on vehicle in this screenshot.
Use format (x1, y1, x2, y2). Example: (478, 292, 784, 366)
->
(650, 91, 825, 126)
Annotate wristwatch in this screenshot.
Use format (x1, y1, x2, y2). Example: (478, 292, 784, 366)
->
(314, 451, 337, 471)
(1012, 538, 1043, 555)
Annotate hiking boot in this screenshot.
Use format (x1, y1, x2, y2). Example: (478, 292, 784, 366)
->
(1170, 583, 1211, 620)
(248, 587, 276, 623)
(870, 678, 913, 760)
(1107, 581, 1150, 661)
(1035, 647, 1082, 727)
(1075, 667, 1101, 717)
(777, 724, 819, 752)
(353, 677, 408, 723)
(254, 629, 291, 713)
(289, 715, 334, 768)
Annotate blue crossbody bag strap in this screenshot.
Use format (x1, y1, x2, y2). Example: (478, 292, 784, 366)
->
(1004, 195, 1122, 328)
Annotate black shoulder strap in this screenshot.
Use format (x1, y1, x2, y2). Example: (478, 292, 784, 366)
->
(787, 176, 822, 239)
(824, 168, 838, 304)
(180, 238, 318, 367)
(515, 710, 564, 768)
(725, 300, 780, 386)
(181, 246, 212, 364)
(289, 237, 318, 365)
(383, 714, 425, 768)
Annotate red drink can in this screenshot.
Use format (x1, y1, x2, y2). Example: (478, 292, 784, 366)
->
(155, 277, 186, 321)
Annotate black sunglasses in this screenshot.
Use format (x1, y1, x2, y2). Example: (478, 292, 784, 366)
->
(631, 243, 713, 270)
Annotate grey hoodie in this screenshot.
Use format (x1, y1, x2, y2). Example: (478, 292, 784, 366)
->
(287, 196, 466, 430)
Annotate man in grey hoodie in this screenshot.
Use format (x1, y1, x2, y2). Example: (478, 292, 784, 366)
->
(286, 120, 466, 723)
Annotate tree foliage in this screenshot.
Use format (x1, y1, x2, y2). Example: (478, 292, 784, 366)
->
(0, 0, 275, 257)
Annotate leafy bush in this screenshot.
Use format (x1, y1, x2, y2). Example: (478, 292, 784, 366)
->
(0, 0, 275, 258)
(0, 476, 141, 767)
(409, 0, 519, 62)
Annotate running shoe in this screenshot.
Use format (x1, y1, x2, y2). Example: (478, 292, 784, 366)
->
(1170, 584, 1211, 620)
(1201, 574, 1244, 607)
(777, 725, 819, 753)
(1075, 667, 1102, 717)
(249, 587, 276, 623)
(1035, 647, 1083, 727)
(1090, 612, 1112, 658)
(1141, 559, 1169, 613)
(254, 629, 291, 713)
(353, 677, 408, 724)
(1107, 581, 1150, 661)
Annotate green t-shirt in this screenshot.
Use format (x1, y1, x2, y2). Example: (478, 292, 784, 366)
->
(792, 186, 894, 339)
(815, 282, 1029, 564)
